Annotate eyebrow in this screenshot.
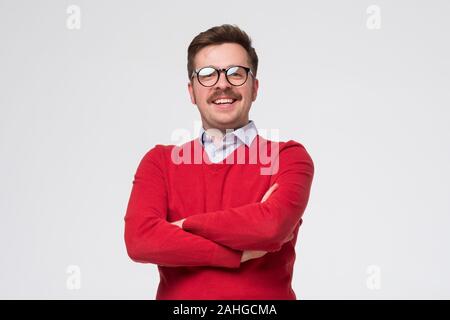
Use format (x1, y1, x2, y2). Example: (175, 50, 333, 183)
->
(198, 64, 242, 70)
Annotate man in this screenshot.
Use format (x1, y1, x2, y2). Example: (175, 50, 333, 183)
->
(124, 24, 314, 300)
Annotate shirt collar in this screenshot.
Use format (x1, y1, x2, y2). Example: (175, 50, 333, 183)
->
(199, 120, 258, 147)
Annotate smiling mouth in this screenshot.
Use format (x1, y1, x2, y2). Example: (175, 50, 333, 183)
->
(211, 98, 238, 110)
(212, 98, 237, 105)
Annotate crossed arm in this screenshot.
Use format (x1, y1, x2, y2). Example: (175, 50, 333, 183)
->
(171, 183, 287, 263)
(124, 146, 242, 268)
(124, 142, 314, 268)
(173, 143, 314, 253)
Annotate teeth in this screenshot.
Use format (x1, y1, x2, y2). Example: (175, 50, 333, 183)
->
(213, 98, 234, 104)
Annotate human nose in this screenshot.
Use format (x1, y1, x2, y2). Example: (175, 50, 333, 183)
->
(214, 70, 231, 89)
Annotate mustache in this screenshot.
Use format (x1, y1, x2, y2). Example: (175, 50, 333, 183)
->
(208, 89, 241, 103)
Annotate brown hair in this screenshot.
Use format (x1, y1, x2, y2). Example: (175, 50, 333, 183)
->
(187, 24, 258, 79)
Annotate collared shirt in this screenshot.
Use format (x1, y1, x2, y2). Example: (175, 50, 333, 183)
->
(199, 120, 258, 163)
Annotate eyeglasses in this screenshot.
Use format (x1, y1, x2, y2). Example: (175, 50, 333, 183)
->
(191, 65, 254, 87)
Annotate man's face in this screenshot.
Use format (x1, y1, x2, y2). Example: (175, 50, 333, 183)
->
(188, 43, 259, 133)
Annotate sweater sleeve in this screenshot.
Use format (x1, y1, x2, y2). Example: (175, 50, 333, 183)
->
(124, 145, 242, 268)
(182, 141, 314, 252)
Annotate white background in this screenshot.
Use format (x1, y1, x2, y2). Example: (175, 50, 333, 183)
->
(1, 0, 449, 299)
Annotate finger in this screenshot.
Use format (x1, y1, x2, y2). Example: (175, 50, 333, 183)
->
(285, 233, 294, 243)
(261, 183, 279, 202)
(264, 183, 278, 201)
(255, 251, 267, 259)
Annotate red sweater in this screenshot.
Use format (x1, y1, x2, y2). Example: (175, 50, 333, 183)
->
(124, 135, 314, 300)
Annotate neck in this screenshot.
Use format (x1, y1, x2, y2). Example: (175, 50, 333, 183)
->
(202, 119, 249, 135)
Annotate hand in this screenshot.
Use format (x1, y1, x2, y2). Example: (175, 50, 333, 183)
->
(284, 232, 295, 243)
(241, 250, 267, 263)
(261, 183, 278, 203)
(170, 218, 186, 228)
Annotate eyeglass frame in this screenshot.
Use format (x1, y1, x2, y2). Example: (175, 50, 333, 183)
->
(191, 65, 255, 87)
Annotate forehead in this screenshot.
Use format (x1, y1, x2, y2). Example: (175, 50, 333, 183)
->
(194, 43, 249, 69)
